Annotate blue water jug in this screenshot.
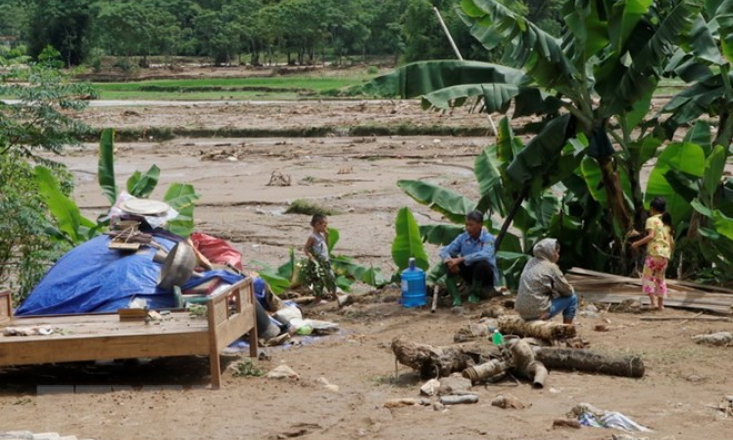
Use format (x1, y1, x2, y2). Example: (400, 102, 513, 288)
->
(401, 258, 426, 308)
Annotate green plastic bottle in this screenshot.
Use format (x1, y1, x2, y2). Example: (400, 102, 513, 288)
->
(492, 329, 504, 346)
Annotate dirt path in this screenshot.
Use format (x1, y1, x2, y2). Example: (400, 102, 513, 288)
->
(2, 101, 732, 439)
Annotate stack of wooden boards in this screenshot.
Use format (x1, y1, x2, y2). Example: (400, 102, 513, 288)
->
(567, 267, 733, 315)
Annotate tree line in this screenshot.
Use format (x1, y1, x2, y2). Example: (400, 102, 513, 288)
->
(0, 0, 562, 67)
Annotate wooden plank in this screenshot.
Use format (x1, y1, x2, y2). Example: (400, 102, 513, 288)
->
(213, 307, 254, 353)
(0, 332, 209, 366)
(581, 291, 733, 315)
(639, 316, 732, 323)
(1, 315, 209, 340)
(569, 267, 733, 294)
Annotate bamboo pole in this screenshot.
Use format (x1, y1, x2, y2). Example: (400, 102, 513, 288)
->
(432, 7, 497, 137)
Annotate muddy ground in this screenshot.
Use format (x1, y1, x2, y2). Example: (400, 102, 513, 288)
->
(1, 100, 732, 440)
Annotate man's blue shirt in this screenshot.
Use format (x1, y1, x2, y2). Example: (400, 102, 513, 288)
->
(439, 228, 499, 284)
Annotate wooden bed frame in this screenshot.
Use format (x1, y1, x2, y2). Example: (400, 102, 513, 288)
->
(0, 278, 257, 389)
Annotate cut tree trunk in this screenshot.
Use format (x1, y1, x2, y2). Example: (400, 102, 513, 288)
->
(508, 338, 547, 388)
(462, 358, 509, 384)
(498, 315, 576, 340)
(533, 347, 645, 378)
(391, 337, 474, 378)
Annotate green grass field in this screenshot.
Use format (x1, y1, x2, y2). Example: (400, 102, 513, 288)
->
(93, 75, 372, 100)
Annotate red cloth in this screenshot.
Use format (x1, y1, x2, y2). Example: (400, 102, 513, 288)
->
(189, 232, 243, 270)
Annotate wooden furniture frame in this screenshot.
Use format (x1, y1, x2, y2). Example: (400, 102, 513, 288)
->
(0, 278, 257, 389)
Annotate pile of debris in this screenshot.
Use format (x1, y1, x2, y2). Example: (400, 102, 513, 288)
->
(567, 267, 733, 315)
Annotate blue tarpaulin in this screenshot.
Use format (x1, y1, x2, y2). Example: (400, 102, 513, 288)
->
(15, 235, 247, 316)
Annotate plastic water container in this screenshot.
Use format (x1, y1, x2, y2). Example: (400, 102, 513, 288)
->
(401, 258, 426, 308)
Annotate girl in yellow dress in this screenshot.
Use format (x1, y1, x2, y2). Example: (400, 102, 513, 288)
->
(632, 197, 674, 310)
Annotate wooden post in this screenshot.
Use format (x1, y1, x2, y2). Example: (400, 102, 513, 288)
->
(247, 282, 258, 359)
(431, 286, 439, 313)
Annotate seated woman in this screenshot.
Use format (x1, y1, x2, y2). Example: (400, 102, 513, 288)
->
(515, 238, 577, 324)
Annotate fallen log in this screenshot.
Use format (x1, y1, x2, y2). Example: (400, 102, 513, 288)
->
(463, 339, 546, 388)
(462, 359, 508, 384)
(498, 315, 576, 340)
(532, 347, 645, 378)
(391, 337, 474, 378)
(510, 339, 548, 389)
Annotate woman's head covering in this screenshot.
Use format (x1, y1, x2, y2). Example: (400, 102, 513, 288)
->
(533, 238, 558, 262)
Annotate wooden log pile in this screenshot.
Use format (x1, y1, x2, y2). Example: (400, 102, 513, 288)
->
(567, 267, 733, 315)
(392, 336, 645, 388)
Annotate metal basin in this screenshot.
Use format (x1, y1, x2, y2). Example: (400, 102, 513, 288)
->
(158, 242, 197, 289)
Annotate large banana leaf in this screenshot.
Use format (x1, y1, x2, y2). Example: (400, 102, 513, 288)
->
(596, 0, 700, 118)
(127, 165, 160, 198)
(645, 142, 706, 224)
(505, 114, 573, 186)
(714, 0, 733, 61)
(331, 256, 389, 288)
(683, 120, 712, 155)
(463, 0, 578, 96)
(252, 260, 291, 295)
(327, 227, 339, 253)
(659, 71, 730, 135)
(397, 180, 477, 223)
(421, 83, 519, 112)
(35, 165, 98, 245)
(391, 207, 429, 272)
(496, 116, 523, 163)
(419, 224, 465, 246)
(164, 183, 200, 238)
(608, 0, 654, 53)
(688, 13, 726, 65)
(97, 128, 117, 205)
(474, 146, 506, 216)
(359, 60, 528, 99)
(702, 145, 726, 201)
(561, 0, 609, 65)
(580, 156, 634, 206)
(692, 200, 733, 241)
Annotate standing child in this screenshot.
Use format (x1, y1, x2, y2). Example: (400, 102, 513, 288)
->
(632, 197, 674, 310)
(303, 214, 337, 298)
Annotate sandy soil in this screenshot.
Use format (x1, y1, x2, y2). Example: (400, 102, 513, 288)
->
(2, 101, 732, 440)
(77, 100, 498, 132)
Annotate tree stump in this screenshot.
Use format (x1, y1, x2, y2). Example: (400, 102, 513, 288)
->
(532, 347, 645, 378)
(498, 315, 576, 339)
(391, 337, 474, 378)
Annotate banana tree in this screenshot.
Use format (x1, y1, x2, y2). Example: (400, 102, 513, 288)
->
(659, 0, 733, 149)
(363, 0, 704, 274)
(397, 116, 588, 287)
(645, 121, 733, 282)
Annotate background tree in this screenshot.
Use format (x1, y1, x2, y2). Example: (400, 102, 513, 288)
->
(27, 0, 94, 66)
(0, 50, 96, 302)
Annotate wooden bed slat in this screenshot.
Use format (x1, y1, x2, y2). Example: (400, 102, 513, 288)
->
(0, 277, 258, 389)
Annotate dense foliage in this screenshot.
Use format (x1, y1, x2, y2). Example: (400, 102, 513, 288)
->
(0, 51, 94, 302)
(378, 0, 733, 286)
(0, 0, 565, 66)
